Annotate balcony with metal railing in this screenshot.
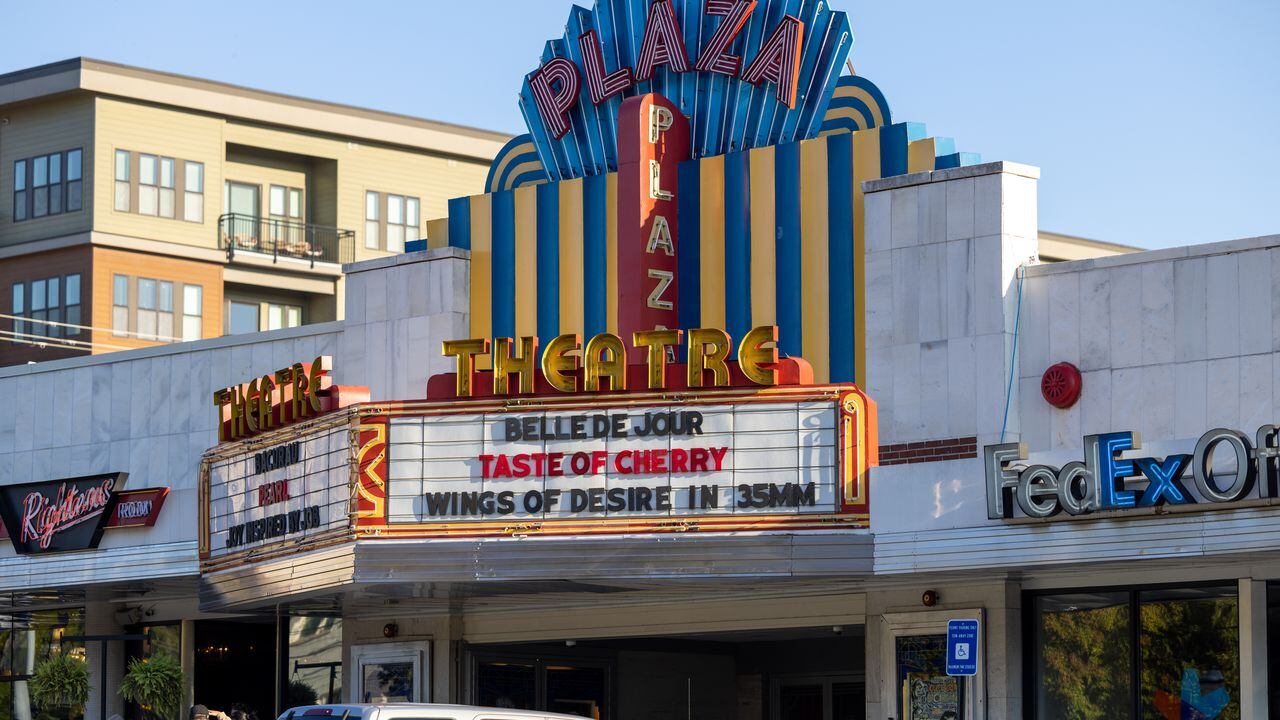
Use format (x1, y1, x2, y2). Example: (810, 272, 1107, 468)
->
(218, 213, 355, 267)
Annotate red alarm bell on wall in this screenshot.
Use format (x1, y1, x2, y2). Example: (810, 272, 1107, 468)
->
(1041, 362, 1082, 409)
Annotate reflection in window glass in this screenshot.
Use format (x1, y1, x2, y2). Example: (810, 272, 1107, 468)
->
(476, 661, 536, 710)
(0, 609, 87, 720)
(287, 617, 342, 706)
(115, 150, 131, 211)
(1035, 592, 1132, 719)
(182, 285, 203, 342)
(1139, 587, 1238, 720)
(361, 662, 413, 703)
(227, 301, 259, 335)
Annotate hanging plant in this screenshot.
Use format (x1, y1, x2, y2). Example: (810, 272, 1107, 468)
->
(29, 654, 91, 714)
(119, 654, 185, 720)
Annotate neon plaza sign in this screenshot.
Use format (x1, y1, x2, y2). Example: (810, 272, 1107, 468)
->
(986, 426, 1280, 520)
(529, 0, 809, 140)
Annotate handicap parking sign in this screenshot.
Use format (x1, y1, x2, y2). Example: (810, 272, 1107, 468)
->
(946, 619, 979, 676)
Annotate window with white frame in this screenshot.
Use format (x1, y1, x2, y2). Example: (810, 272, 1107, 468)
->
(113, 274, 129, 336)
(184, 162, 204, 223)
(182, 285, 203, 341)
(115, 149, 203, 222)
(115, 151, 131, 212)
(266, 303, 302, 331)
(364, 191, 420, 252)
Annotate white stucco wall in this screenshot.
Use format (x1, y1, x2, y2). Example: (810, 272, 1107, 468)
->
(0, 247, 469, 589)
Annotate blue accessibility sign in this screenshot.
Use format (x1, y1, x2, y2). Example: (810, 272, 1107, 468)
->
(946, 619, 980, 676)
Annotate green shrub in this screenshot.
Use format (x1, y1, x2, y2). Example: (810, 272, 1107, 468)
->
(119, 654, 185, 720)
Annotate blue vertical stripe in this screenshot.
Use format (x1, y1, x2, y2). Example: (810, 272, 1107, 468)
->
(773, 141, 803, 359)
(825, 132, 855, 382)
(491, 190, 516, 340)
(724, 149, 751, 357)
(677, 158, 702, 335)
(583, 173, 609, 338)
(879, 122, 927, 178)
(536, 183, 560, 343)
(448, 196, 471, 250)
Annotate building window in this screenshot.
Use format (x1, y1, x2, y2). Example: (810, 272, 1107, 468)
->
(116, 150, 202, 222)
(64, 274, 81, 336)
(1031, 584, 1239, 719)
(183, 284, 202, 342)
(158, 280, 174, 340)
(11, 283, 24, 338)
(364, 192, 420, 252)
(115, 150, 131, 211)
(67, 149, 83, 212)
(137, 277, 157, 340)
(113, 274, 129, 336)
(364, 191, 379, 249)
(159, 157, 176, 219)
(10, 274, 77, 339)
(13, 150, 82, 222)
(267, 303, 302, 331)
(13, 159, 27, 221)
(227, 301, 259, 335)
(184, 162, 204, 223)
(138, 154, 158, 216)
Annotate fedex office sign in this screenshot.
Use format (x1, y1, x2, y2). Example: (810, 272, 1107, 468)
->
(985, 426, 1280, 520)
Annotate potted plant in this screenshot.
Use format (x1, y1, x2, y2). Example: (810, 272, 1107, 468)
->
(28, 654, 90, 719)
(119, 654, 185, 720)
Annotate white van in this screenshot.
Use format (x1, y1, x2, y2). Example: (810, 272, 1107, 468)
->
(276, 704, 589, 720)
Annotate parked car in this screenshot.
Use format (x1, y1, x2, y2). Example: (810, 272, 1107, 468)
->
(276, 704, 590, 720)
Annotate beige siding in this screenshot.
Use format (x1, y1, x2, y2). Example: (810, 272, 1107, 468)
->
(222, 161, 308, 219)
(0, 94, 94, 247)
(222, 122, 490, 260)
(93, 96, 224, 248)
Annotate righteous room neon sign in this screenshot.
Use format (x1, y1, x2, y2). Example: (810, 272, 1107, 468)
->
(985, 425, 1280, 520)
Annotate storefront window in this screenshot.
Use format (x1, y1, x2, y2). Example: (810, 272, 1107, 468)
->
(125, 624, 183, 720)
(0, 609, 87, 720)
(1269, 582, 1280, 719)
(286, 617, 342, 706)
(1035, 592, 1132, 719)
(1031, 585, 1239, 720)
(476, 661, 536, 711)
(895, 635, 964, 720)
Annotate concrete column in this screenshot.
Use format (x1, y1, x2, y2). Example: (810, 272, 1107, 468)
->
(84, 601, 126, 720)
(1240, 578, 1269, 718)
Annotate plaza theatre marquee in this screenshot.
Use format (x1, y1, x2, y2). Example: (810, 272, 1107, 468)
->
(198, 327, 877, 573)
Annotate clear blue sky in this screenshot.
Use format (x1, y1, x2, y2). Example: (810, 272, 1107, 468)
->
(3, 0, 1276, 249)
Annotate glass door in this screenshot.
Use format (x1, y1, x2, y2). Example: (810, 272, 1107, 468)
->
(771, 674, 865, 720)
(224, 182, 261, 250)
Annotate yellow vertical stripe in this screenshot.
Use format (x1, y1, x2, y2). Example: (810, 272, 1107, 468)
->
(699, 156, 727, 330)
(799, 138, 829, 383)
(748, 146, 777, 327)
(606, 172, 619, 337)
(513, 186, 538, 340)
(852, 128, 882, 386)
(426, 218, 449, 249)
(907, 138, 937, 174)
(558, 178, 585, 339)
(469, 193, 493, 368)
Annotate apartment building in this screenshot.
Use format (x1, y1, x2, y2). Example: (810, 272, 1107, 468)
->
(0, 58, 507, 366)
